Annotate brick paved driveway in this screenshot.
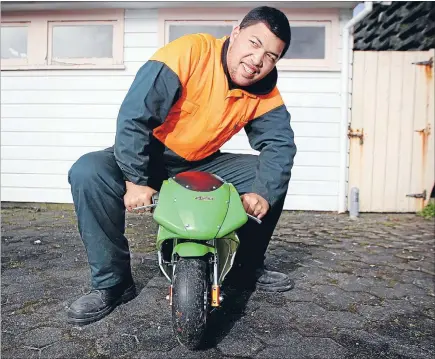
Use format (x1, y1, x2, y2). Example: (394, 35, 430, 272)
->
(1, 206, 434, 358)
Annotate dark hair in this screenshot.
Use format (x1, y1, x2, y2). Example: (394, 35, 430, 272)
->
(239, 6, 291, 58)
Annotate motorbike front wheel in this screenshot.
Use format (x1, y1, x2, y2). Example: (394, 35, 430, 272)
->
(172, 257, 209, 349)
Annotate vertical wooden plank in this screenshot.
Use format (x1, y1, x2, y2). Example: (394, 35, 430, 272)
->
(348, 51, 365, 205)
(351, 50, 433, 212)
(359, 51, 378, 211)
(396, 52, 418, 211)
(423, 49, 435, 207)
(384, 52, 404, 211)
(409, 51, 430, 211)
(370, 52, 391, 211)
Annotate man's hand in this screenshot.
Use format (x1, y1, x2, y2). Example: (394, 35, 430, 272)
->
(124, 181, 157, 212)
(241, 193, 270, 220)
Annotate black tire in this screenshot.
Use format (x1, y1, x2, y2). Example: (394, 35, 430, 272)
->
(172, 258, 209, 349)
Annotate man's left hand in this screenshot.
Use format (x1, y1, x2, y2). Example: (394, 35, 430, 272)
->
(241, 193, 270, 220)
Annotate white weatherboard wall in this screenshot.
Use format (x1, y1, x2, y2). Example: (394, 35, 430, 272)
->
(1, 9, 159, 203)
(1, 8, 352, 211)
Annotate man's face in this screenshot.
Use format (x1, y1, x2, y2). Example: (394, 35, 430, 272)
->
(226, 22, 286, 87)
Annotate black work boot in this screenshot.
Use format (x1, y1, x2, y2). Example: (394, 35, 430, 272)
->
(225, 264, 294, 293)
(254, 267, 295, 292)
(67, 281, 137, 325)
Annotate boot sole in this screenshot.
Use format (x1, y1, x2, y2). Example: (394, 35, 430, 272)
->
(256, 278, 295, 293)
(68, 287, 137, 326)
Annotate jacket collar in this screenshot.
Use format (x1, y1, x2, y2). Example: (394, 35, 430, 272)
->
(221, 37, 277, 96)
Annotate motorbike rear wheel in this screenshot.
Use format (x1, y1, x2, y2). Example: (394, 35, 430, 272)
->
(172, 257, 209, 349)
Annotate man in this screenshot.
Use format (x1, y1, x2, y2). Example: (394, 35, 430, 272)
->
(67, 6, 297, 326)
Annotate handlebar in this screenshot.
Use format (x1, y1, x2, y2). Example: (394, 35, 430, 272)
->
(132, 204, 157, 211)
(131, 192, 159, 211)
(246, 213, 262, 224)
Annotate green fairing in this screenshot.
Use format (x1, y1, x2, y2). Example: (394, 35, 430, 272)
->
(173, 242, 216, 257)
(156, 226, 179, 248)
(154, 179, 248, 249)
(216, 184, 248, 238)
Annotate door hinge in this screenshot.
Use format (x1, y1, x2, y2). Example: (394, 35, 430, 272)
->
(406, 190, 427, 199)
(412, 58, 433, 67)
(347, 125, 364, 145)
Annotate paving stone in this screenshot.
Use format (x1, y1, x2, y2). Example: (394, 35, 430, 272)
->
(70, 320, 113, 340)
(322, 310, 366, 329)
(40, 341, 90, 359)
(19, 327, 64, 348)
(286, 302, 328, 319)
(255, 337, 349, 359)
(312, 285, 382, 311)
(358, 300, 428, 322)
(96, 332, 140, 357)
(135, 325, 178, 352)
(366, 283, 431, 300)
(333, 329, 391, 357)
(421, 307, 435, 320)
(246, 304, 298, 332)
(292, 318, 337, 338)
(388, 342, 433, 359)
(370, 312, 435, 353)
(217, 322, 263, 357)
(2, 312, 48, 334)
(1, 347, 40, 359)
(132, 346, 222, 359)
(255, 330, 305, 346)
(328, 274, 376, 292)
(284, 288, 315, 302)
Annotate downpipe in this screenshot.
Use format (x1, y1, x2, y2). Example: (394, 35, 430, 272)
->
(338, 2, 373, 213)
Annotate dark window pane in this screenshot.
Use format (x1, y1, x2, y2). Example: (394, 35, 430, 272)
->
(283, 26, 325, 59)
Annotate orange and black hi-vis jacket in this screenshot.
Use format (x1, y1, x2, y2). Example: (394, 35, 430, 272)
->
(114, 33, 297, 206)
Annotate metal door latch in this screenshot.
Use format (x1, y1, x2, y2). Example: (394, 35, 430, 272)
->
(406, 190, 427, 199)
(412, 58, 433, 67)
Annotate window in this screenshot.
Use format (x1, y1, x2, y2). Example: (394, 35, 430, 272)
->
(1, 24, 28, 62)
(283, 26, 326, 59)
(1, 9, 124, 70)
(158, 9, 241, 48)
(159, 8, 339, 71)
(167, 21, 235, 43)
(278, 18, 338, 71)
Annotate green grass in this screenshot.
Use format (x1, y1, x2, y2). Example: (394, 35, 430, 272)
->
(418, 201, 435, 219)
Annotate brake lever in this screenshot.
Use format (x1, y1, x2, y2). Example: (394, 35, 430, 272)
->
(132, 204, 157, 211)
(246, 213, 262, 225)
(132, 192, 160, 212)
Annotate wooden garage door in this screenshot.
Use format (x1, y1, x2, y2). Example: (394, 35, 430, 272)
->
(349, 50, 434, 212)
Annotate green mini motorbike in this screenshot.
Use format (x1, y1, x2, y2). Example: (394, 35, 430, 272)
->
(134, 171, 261, 349)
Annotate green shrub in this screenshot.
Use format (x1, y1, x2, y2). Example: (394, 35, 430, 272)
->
(418, 201, 435, 219)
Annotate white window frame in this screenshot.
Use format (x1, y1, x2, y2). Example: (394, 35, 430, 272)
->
(158, 8, 340, 72)
(1, 9, 125, 71)
(282, 20, 336, 70)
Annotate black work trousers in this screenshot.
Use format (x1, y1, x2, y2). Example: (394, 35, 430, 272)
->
(68, 146, 287, 289)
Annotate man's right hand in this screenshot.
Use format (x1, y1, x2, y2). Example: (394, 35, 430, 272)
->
(124, 181, 157, 212)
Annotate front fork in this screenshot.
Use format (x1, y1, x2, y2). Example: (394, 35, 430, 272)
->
(211, 239, 220, 307)
(163, 248, 223, 308)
